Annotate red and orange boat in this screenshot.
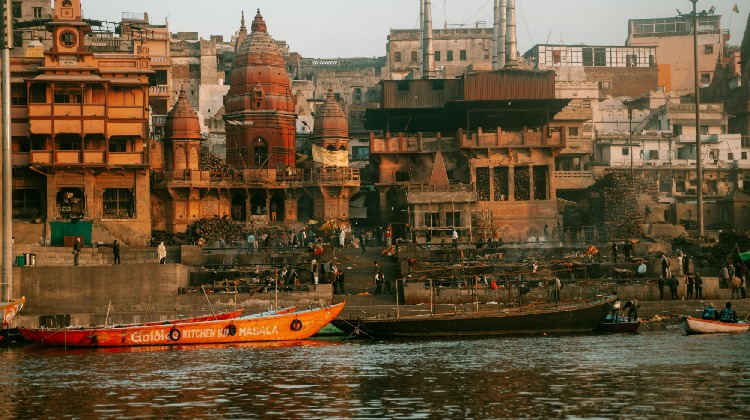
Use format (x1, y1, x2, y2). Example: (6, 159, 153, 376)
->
(91, 302, 344, 347)
(19, 308, 256, 347)
(1, 296, 25, 327)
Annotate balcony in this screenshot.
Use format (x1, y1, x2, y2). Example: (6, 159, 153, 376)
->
(554, 170, 594, 190)
(149, 85, 170, 97)
(29, 150, 145, 166)
(459, 127, 563, 148)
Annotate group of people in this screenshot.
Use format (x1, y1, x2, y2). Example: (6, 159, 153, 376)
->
(610, 240, 634, 263)
(702, 302, 738, 323)
(719, 260, 748, 300)
(610, 299, 640, 322)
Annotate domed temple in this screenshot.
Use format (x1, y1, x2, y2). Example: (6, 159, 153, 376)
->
(151, 10, 360, 232)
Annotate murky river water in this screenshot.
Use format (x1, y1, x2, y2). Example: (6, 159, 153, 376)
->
(2, 327, 750, 418)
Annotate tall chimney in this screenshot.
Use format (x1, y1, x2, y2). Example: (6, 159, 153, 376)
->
(422, 0, 435, 79)
(493, 0, 507, 69)
(505, 0, 517, 63)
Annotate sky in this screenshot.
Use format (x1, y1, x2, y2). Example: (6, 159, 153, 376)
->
(80, 0, 748, 58)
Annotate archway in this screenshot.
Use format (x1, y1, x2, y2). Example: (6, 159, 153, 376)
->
(249, 190, 267, 215)
(297, 194, 313, 222)
(231, 194, 246, 221)
(270, 192, 286, 222)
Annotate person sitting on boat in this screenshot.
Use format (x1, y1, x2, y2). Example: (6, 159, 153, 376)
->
(719, 302, 738, 323)
(702, 303, 718, 320)
(622, 299, 640, 321)
(609, 300, 622, 323)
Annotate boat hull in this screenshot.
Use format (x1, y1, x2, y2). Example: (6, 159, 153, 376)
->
(88, 303, 344, 347)
(1, 297, 25, 326)
(682, 317, 750, 334)
(341, 297, 616, 339)
(593, 320, 641, 333)
(19, 309, 258, 347)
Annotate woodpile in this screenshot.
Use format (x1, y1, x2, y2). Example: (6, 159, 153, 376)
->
(199, 147, 235, 177)
(586, 172, 641, 240)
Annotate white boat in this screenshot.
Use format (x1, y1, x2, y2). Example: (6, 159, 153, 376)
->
(682, 316, 750, 334)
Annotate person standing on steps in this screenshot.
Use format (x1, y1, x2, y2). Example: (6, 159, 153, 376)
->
(157, 242, 167, 264)
(113, 240, 121, 265)
(72, 237, 81, 266)
(694, 271, 703, 300)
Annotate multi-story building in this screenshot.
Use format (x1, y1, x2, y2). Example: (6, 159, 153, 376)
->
(626, 14, 728, 94)
(10, 0, 152, 245)
(365, 70, 569, 242)
(385, 25, 493, 79)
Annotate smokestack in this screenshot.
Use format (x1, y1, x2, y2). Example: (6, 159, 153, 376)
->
(493, 0, 507, 70)
(505, 0, 516, 63)
(422, 0, 435, 79)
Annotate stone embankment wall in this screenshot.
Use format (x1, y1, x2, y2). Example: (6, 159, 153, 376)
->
(10, 265, 332, 328)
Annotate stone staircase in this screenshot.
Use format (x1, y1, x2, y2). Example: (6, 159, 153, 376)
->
(329, 246, 401, 304)
(25, 245, 161, 266)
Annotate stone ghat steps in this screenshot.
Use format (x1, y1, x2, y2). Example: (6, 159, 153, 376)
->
(24, 246, 160, 266)
(327, 247, 401, 295)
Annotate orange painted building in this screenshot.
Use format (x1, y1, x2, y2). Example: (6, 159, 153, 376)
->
(10, 0, 152, 245)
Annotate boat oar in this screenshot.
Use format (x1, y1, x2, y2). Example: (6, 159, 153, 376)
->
(104, 300, 112, 326)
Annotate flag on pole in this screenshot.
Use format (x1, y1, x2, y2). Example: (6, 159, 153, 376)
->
(732, 4, 739, 13)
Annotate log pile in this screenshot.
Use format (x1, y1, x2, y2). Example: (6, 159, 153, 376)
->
(199, 147, 235, 177)
(586, 172, 641, 240)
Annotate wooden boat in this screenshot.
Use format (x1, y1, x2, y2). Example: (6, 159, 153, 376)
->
(1, 297, 25, 327)
(24, 303, 344, 347)
(333, 297, 616, 339)
(19, 308, 259, 347)
(681, 316, 750, 334)
(91, 303, 343, 347)
(593, 315, 641, 333)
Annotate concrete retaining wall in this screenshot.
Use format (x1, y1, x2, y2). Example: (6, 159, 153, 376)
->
(9, 264, 333, 328)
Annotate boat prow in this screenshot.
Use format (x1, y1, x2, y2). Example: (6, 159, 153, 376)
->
(682, 316, 750, 334)
(2, 296, 25, 327)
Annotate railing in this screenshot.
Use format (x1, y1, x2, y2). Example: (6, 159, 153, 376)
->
(149, 85, 170, 95)
(28, 150, 144, 165)
(407, 183, 473, 193)
(157, 167, 361, 185)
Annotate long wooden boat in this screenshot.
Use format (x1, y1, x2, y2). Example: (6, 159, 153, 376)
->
(593, 315, 641, 333)
(681, 316, 750, 334)
(1, 297, 25, 327)
(92, 303, 344, 347)
(27, 303, 344, 347)
(18, 308, 263, 347)
(333, 297, 616, 339)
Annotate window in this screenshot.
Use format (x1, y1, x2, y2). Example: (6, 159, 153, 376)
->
(568, 127, 579, 136)
(353, 87, 362, 103)
(742, 152, 748, 160)
(446, 50, 453, 61)
(446, 211, 461, 228)
(700, 73, 711, 84)
(54, 89, 82, 104)
(434, 51, 441, 61)
(598, 81, 611, 90)
(649, 150, 659, 159)
(582, 47, 593, 66)
(11, 84, 27, 106)
(351, 146, 369, 161)
(626, 54, 638, 67)
(673, 125, 683, 135)
(425, 212, 440, 228)
(593, 47, 606, 66)
(395, 171, 409, 182)
(622, 147, 630, 156)
(649, 55, 656, 66)
(103, 188, 134, 219)
(709, 149, 719, 160)
(410, 50, 418, 62)
(701, 125, 709, 135)
(253, 138, 268, 167)
(109, 137, 129, 152)
(33, 7, 42, 18)
(552, 50, 561, 64)
(704, 45, 713, 54)
(12, 189, 41, 219)
(728, 152, 734, 160)
(394, 51, 401, 63)
(459, 50, 466, 60)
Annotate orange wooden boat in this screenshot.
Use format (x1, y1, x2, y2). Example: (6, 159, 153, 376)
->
(90, 302, 344, 347)
(19, 308, 268, 347)
(1, 297, 25, 327)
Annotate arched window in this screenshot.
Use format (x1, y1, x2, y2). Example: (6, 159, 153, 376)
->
(253, 137, 268, 167)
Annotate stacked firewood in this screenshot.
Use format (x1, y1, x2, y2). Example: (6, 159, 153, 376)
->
(199, 147, 235, 176)
(192, 216, 247, 243)
(586, 173, 641, 240)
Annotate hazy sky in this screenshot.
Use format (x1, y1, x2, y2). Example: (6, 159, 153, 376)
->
(80, 0, 748, 58)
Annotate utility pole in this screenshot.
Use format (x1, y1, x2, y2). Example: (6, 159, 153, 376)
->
(1, 0, 13, 302)
(690, 0, 704, 240)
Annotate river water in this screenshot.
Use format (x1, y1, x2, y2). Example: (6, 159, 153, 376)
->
(2, 327, 750, 419)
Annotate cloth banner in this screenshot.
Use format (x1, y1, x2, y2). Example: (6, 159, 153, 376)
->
(312, 144, 349, 167)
